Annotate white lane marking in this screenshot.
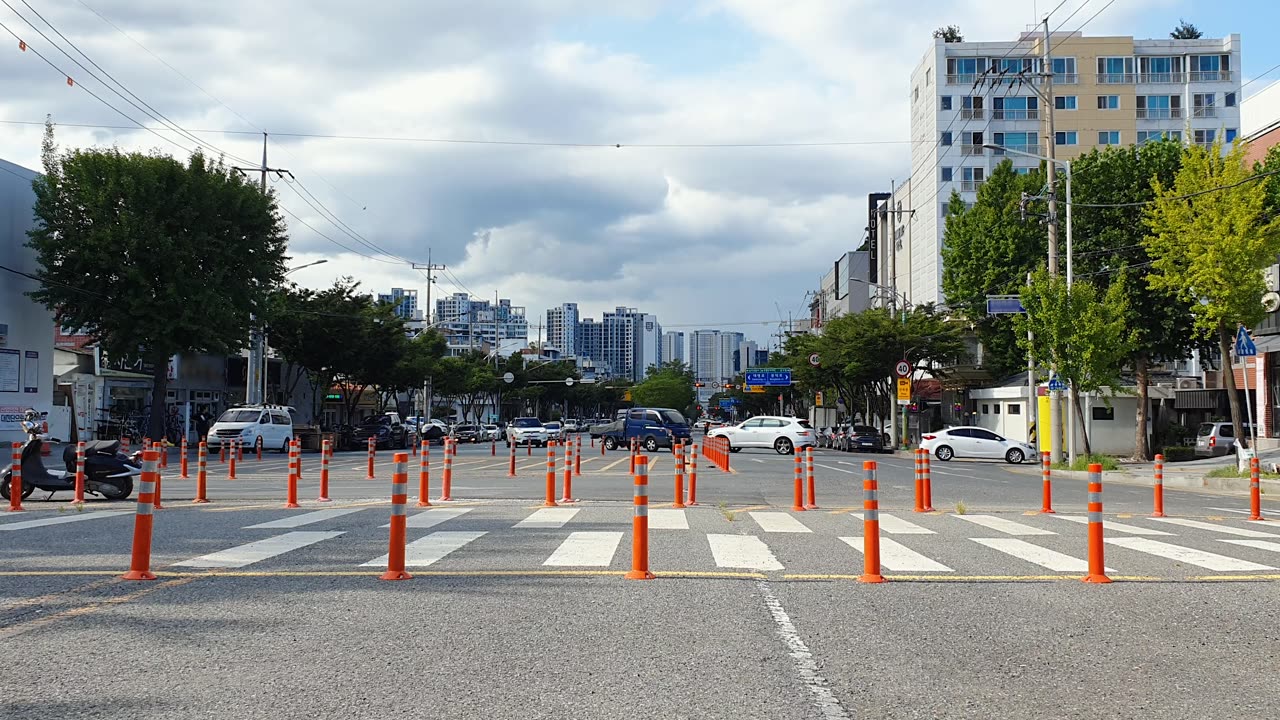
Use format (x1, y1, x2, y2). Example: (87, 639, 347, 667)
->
(1206, 507, 1255, 515)
(648, 508, 689, 530)
(952, 514, 1055, 536)
(245, 508, 365, 529)
(384, 507, 473, 529)
(1049, 515, 1173, 536)
(361, 531, 487, 567)
(1221, 539, 1280, 554)
(1152, 517, 1280, 538)
(0, 511, 130, 531)
(840, 537, 952, 572)
(756, 579, 852, 720)
(707, 534, 784, 571)
(971, 538, 1096, 572)
(175, 531, 343, 568)
(816, 463, 859, 475)
(750, 512, 812, 533)
(514, 508, 580, 529)
(543, 531, 624, 566)
(751, 459, 766, 464)
(849, 512, 934, 535)
(1107, 537, 1275, 571)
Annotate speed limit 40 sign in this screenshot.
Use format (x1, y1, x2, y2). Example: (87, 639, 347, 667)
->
(895, 360, 911, 377)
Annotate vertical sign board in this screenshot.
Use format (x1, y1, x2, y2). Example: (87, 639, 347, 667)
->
(896, 377, 911, 405)
(23, 351, 39, 393)
(0, 348, 18, 392)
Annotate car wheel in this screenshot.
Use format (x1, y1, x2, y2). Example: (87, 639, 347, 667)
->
(604, 436, 618, 451)
(774, 437, 794, 455)
(643, 436, 659, 452)
(1005, 448, 1025, 465)
(934, 445, 954, 461)
(280, 438, 290, 454)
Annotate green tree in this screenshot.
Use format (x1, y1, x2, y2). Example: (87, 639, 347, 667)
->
(1144, 140, 1280, 448)
(1170, 19, 1202, 39)
(632, 362, 695, 413)
(933, 25, 963, 42)
(27, 124, 287, 439)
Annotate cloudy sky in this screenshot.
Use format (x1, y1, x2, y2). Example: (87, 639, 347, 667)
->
(3, 0, 1278, 346)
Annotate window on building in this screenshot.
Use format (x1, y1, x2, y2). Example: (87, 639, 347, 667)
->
(994, 96, 1037, 119)
(982, 404, 990, 415)
(1054, 95, 1077, 110)
(913, 86, 919, 104)
(925, 68, 932, 86)
(1008, 404, 1021, 415)
(947, 57, 981, 81)
(961, 167, 984, 182)
(1139, 55, 1181, 81)
(1091, 406, 1115, 421)
(1097, 95, 1120, 110)
(941, 131, 952, 146)
(1055, 131, 1077, 146)
(1012, 167, 1032, 175)
(1137, 95, 1179, 119)
(940, 95, 952, 111)
(992, 404, 1001, 414)
(1194, 128, 1216, 145)
(1051, 57, 1077, 80)
(1193, 93, 1216, 117)
(1225, 92, 1237, 107)
(941, 167, 953, 182)
(1098, 131, 1121, 145)
(1191, 54, 1229, 80)
(1096, 56, 1134, 82)
(1226, 128, 1238, 143)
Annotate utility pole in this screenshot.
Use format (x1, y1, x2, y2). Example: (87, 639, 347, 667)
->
(411, 250, 446, 327)
(234, 132, 288, 406)
(880, 183, 915, 450)
(1041, 17, 1064, 465)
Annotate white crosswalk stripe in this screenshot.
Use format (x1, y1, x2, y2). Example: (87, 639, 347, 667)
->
(1220, 539, 1280, 554)
(849, 512, 934, 534)
(648, 509, 689, 530)
(544, 532, 623, 566)
(1151, 518, 1280, 538)
(1048, 515, 1173, 536)
(245, 508, 364, 529)
(970, 538, 1093, 572)
(749, 512, 812, 533)
(952, 514, 1055, 536)
(175, 531, 343, 568)
(384, 508, 472, 529)
(1107, 537, 1275, 572)
(0, 511, 131, 531)
(840, 537, 953, 572)
(514, 508, 579, 529)
(707, 534, 783, 571)
(361, 531, 486, 567)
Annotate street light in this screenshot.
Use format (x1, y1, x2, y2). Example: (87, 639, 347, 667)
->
(983, 143, 1077, 465)
(285, 258, 329, 276)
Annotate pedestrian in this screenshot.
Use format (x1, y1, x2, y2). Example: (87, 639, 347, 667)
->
(195, 405, 211, 443)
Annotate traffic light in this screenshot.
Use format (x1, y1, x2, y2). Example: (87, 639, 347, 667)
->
(694, 382, 704, 388)
(723, 383, 736, 390)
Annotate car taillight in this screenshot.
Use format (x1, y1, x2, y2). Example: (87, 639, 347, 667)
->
(922, 434, 936, 441)
(797, 431, 810, 436)
(1209, 437, 1216, 447)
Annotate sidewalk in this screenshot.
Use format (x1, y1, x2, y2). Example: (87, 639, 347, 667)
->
(1055, 449, 1280, 495)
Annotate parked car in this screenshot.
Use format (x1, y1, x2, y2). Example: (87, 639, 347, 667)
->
(561, 419, 579, 433)
(543, 422, 564, 441)
(1195, 422, 1255, 458)
(419, 423, 446, 446)
(350, 412, 409, 450)
(623, 408, 692, 452)
(482, 424, 501, 441)
(452, 424, 482, 443)
(920, 426, 1034, 464)
(707, 416, 814, 455)
(594, 417, 674, 452)
(206, 405, 294, 453)
(507, 417, 549, 447)
(848, 425, 886, 453)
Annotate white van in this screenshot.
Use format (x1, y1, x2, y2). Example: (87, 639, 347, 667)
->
(206, 405, 294, 453)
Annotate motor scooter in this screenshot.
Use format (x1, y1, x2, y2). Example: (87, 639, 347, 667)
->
(1, 420, 141, 501)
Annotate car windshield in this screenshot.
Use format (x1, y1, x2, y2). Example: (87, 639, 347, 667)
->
(660, 410, 686, 424)
(545, 423, 561, 429)
(1197, 423, 1214, 437)
(513, 418, 542, 428)
(218, 410, 260, 423)
(797, 420, 813, 428)
(363, 416, 390, 426)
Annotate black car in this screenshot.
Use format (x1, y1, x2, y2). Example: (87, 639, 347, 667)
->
(849, 425, 886, 453)
(350, 414, 409, 450)
(452, 424, 482, 443)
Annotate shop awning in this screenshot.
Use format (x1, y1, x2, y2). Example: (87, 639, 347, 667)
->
(1174, 388, 1223, 410)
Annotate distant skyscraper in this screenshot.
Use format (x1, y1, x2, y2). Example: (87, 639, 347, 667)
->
(377, 287, 420, 320)
(546, 303, 579, 355)
(662, 331, 685, 365)
(739, 340, 760, 371)
(433, 292, 529, 357)
(718, 332, 744, 376)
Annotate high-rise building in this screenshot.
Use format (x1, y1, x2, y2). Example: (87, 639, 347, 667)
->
(599, 307, 662, 382)
(689, 330, 744, 384)
(377, 287, 421, 321)
(897, 30, 1241, 306)
(546, 303, 579, 356)
(433, 292, 529, 357)
(718, 332, 744, 377)
(661, 331, 685, 365)
(575, 318, 610, 376)
(739, 340, 760, 371)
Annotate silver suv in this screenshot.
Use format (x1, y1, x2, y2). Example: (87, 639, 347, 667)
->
(1195, 422, 1255, 458)
(506, 417, 548, 447)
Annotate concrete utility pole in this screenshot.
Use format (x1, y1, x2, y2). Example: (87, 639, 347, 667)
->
(1040, 17, 1064, 465)
(234, 133, 288, 406)
(412, 250, 446, 327)
(879, 182, 914, 450)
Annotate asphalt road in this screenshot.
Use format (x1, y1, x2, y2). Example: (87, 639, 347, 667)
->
(4, 437, 1279, 719)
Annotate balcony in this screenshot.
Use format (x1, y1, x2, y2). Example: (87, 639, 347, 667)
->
(989, 143, 1045, 157)
(1190, 70, 1233, 82)
(1097, 73, 1135, 84)
(1137, 72, 1187, 84)
(960, 180, 985, 192)
(960, 144, 985, 156)
(993, 109, 1039, 120)
(1053, 73, 1078, 85)
(1136, 108, 1182, 120)
(960, 108, 984, 119)
(946, 73, 977, 85)
(1192, 107, 1218, 119)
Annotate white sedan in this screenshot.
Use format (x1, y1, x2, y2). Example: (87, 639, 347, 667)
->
(707, 416, 815, 455)
(921, 426, 1036, 464)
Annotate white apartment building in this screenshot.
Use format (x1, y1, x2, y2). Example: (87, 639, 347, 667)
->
(433, 293, 529, 357)
(376, 287, 421, 321)
(739, 340, 760, 371)
(662, 331, 685, 365)
(895, 31, 1242, 307)
(689, 330, 745, 385)
(545, 303, 578, 357)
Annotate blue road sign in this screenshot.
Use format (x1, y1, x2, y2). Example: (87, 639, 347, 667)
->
(1235, 326, 1258, 358)
(986, 295, 1026, 314)
(719, 399, 735, 410)
(744, 369, 792, 386)
(1048, 375, 1068, 392)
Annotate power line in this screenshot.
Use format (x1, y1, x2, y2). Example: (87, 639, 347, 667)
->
(1069, 169, 1280, 208)
(1241, 60, 1280, 94)
(280, 174, 412, 263)
(274, 202, 405, 265)
(0, 262, 110, 299)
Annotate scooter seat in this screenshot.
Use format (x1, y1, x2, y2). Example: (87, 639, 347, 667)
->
(63, 440, 121, 465)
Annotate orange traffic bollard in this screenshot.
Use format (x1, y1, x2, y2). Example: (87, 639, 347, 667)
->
(179, 438, 189, 479)
(687, 443, 698, 505)
(152, 451, 164, 510)
(228, 440, 238, 480)
(236, 439, 243, 463)
(625, 453, 654, 580)
(560, 439, 577, 503)
(120, 436, 130, 455)
(628, 438, 637, 474)
(922, 449, 933, 512)
(1152, 453, 1165, 518)
(1082, 463, 1111, 584)
(159, 440, 168, 469)
(74, 441, 86, 504)
(285, 440, 301, 508)
(528, 440, 532, 456)
(858, 460, 885, 583)
(380, 453, 413, 581)
(417, 440, 432, 507)
(805, 446, 818, 509)
(574, 436, 582, 476)
(600, 435, 606, 456)
(256, 439, 262, 462)
(791, 451, 805, 512)
(1040, 451, 1055, 514)
(193, 441, 209, 503)
(8, 442, 23, 512)
(318, 439, 332, 502)
(673, 443, 687, 509)
(439, 438, 454, 502)
(219, 441, 226, 464)
(122, 449, 159, 580)
(366, 437, 376, 480)
(543, 441, 559, 507)
(507, 439, 517, 478)
(491, 438, 497, 457)
(913, 448, 926, 513)
(1250, 457, 1265, 521)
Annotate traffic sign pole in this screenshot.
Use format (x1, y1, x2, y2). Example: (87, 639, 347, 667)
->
(1237, 326, 1259, 458)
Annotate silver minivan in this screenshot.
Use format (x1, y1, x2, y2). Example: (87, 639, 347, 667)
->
(1195, 422, 1254, 458)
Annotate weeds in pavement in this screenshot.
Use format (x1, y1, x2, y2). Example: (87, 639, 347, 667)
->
(955, 500, 967, 515)
(1206, 466, 1280, 480)
(717, 502, 736, 521)
(74, 502, 84, 512)
(1052, 454, 1119, 472)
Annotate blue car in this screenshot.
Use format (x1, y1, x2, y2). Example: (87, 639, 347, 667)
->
(597, 408, 692, 453)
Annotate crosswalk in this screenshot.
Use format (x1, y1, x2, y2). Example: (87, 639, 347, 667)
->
(5, 505, 1280, 578)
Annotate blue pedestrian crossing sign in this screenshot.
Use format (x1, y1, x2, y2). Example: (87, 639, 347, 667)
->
(1235, 326, 1258, 358)
(1047, 375, 1068, 392)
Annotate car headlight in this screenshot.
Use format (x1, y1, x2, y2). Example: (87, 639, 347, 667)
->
(241, 429, 253, 435)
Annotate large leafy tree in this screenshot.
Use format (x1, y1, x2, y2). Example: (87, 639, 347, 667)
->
(27, 124, 287, 439)
(631, 366, 695, 414)
(1144, 140, 1280, 448)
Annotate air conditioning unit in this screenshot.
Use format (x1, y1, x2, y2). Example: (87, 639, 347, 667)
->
(1155, 382, 1174, 389)
(1177, 377, 1203, 390)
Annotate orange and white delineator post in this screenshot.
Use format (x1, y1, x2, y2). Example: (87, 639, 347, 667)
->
(543, 441, 559, 507)
(219, 441, 226, 464)
(687, 443, 698, 506)
(285, 439, 301, 509)
(858, 460, 885, 584)
(8, 442, 22, 513)
(439, 438, 454, 502)
(1250, 456, 1265, 521)
(491, 437, 497, 457)
(318, 439, 332, 502)
(560, 439, 577, 503)
(228, 439, 238, 480)
(122, 449, 160, 581)
(921, 449, 933, 512)
(74, 441, 86, 504)
(380, 453, 413, 581)
(120, 436, 131, 455)
(1151, 453, 1165, 518)
(236, 439, 243, 463)
(628, 438, 637, 474)
(625, 454, 654, 580)
(791, 451, 805, 512)
(193, 441, 209, 503)
(257, 439, 263, 462)
(507, 439, 517, 477)
(1082, 463, 1111, 584)
(152, 449, 164, 510)
(1040, 451, 1055, 514)
(159, 439, 168, 469)
(417, 439, 432, 507)
(804, 446, 818, 509)
(366, 437, 376, 480)
(179, 438, 189, 479)
(913, 448, 926, 513)
(673, 443, 687, 509)
(575, 435, 582, 476)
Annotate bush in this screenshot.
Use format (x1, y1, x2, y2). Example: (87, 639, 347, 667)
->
(1159, 446, 1195, 463)
(1052, 454, 1119, 472)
